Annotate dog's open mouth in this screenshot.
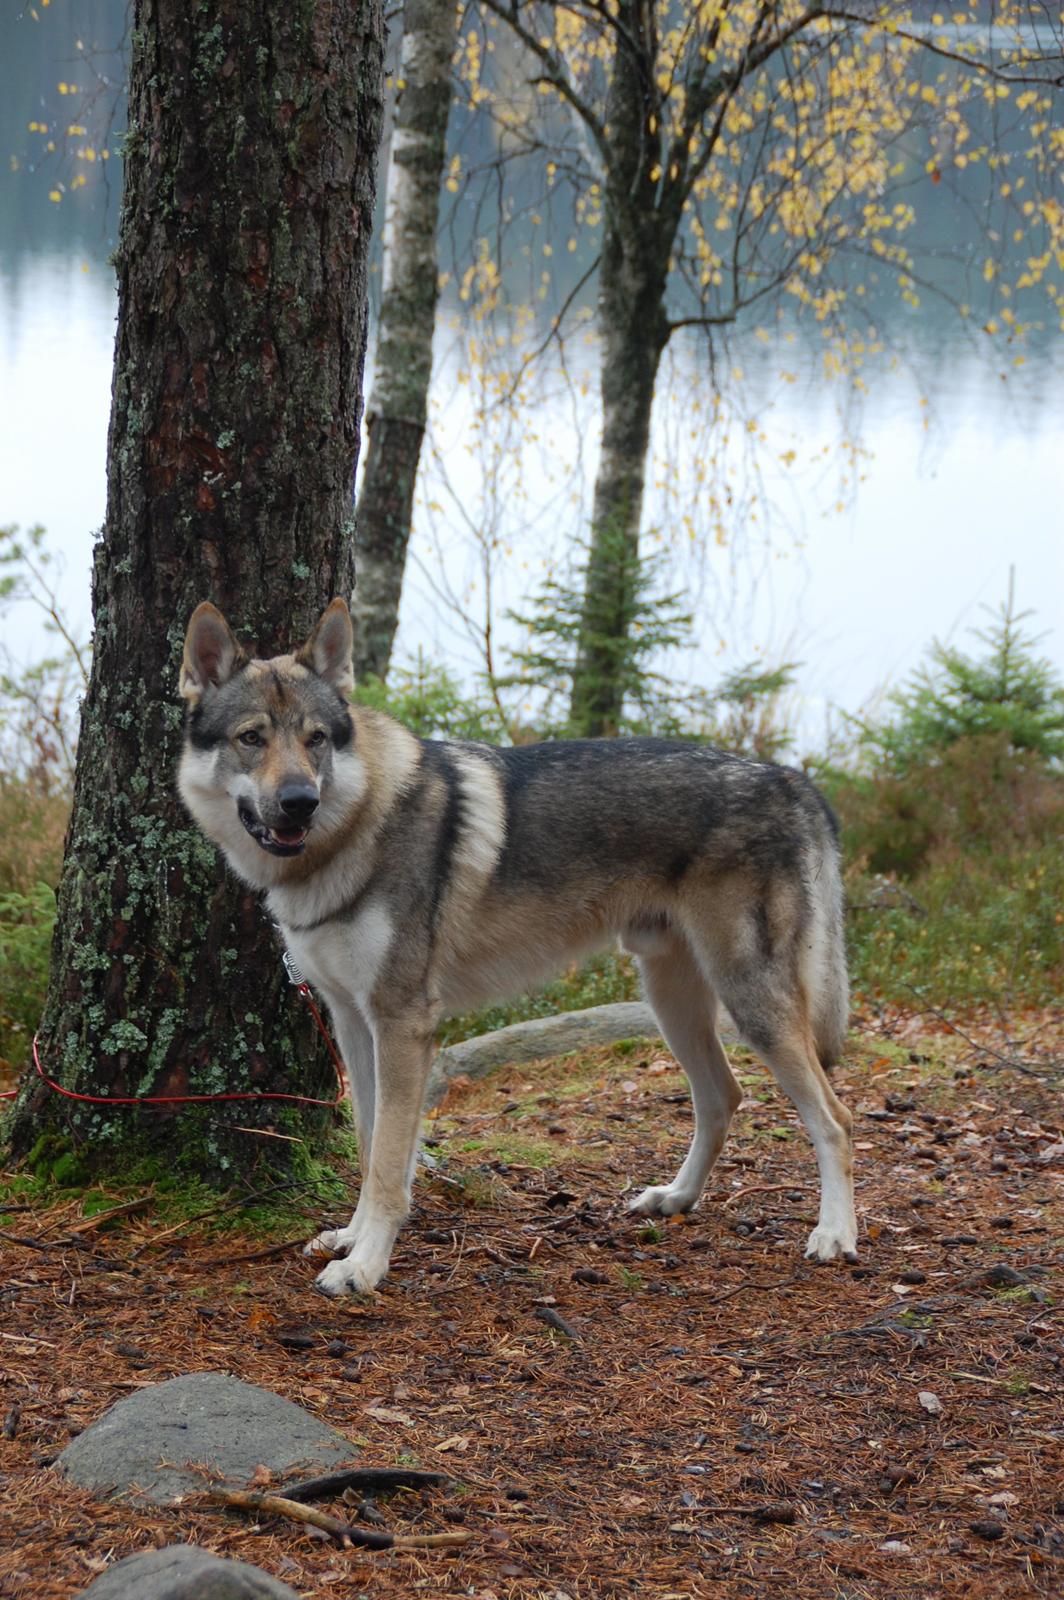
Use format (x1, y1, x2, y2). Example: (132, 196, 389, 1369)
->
(238, 801, 309, 857)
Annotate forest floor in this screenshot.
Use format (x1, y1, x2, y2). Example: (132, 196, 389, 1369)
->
(1, 1009, 1062, 1600)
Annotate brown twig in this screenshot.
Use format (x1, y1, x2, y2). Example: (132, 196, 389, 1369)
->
(723, 1182, 807, 1210)
(901, 985, 1056, 1080)
(66, 1198, 153, 1235)
(0, 1230, 52, 1252)
(686, 1276, 802, 1303)
(208, 1237, 309, 1266)
(699, 1499, 797, 1524)
(208, 1487, 472, 1550)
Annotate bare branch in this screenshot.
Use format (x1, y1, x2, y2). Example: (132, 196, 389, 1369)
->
(475, 0, 613, 172)
(497, 252, 601, 404)
(821, 6, 1064, 87)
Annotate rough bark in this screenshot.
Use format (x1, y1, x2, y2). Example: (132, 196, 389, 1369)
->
(7, 0, 385, 1178)
(352, 0, 458, 682)
(570, 1, 670, 737)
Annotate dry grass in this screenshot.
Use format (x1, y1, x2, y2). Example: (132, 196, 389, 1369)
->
(1, 1020, 1061, 1598)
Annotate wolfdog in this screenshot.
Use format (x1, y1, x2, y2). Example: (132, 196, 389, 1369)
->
(178, 597, 857, 1296)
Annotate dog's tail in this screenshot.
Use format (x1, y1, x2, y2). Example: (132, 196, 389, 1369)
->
(806, 798, 850, 1068)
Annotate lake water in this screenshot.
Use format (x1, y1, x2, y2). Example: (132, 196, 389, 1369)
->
(2, 4, 1062, 752)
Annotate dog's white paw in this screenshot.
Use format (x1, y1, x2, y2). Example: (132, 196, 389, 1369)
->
(314, 1246, 389, 1298)
(629, 1183, 698, 1217)
(804, 1220, 859, 1263)
(302, 1226, 357, 1259)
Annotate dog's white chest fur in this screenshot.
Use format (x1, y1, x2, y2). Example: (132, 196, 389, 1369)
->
(281, 902, 395, 1017)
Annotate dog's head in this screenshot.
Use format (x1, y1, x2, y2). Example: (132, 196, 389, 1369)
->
(177, 598, 363, 882)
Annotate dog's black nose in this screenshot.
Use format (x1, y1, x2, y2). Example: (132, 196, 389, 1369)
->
(278, 785, 320, 822)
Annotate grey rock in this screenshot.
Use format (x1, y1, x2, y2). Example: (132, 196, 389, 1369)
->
(427, 1001, 663, 1104)
(76, 1545, 300, 1599)
(56, 1371, 354, 1506)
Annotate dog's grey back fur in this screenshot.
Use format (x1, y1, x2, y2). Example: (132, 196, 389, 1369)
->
(437, 736, 848, 1066)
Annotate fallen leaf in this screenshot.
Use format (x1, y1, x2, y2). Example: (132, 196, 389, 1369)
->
(880, 1540, 913, 1556)
(249, 1463, 273, 1487)
(435, 1434, 472, 1452)
(918, 1390, 943, 1415)
(363, 1405, 415, 1427)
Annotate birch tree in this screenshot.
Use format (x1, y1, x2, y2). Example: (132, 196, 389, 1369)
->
(354, 0, 461, 682)
(462, 2, 1063, 735)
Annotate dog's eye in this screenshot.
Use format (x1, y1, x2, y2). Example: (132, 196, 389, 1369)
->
(238, 730, 262, 748)
(308, 730, 327, 747)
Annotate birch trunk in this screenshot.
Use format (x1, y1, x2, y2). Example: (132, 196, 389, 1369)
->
(353, 0, 458, 681)
(7, 0, 385, 1181)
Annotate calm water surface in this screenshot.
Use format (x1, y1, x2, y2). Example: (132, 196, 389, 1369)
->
(2, 3, 1062, 747)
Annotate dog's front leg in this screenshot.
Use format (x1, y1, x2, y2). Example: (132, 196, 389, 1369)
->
(314, 1012, 435, 1298)
(303, 1000, 375, 1261)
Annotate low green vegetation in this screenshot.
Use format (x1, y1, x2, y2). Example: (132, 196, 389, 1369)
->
(2, 538, 1061, 1096)
(822, 583, 1064, 1011)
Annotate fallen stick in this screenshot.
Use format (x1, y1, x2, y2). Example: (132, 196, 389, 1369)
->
(722, 1183, 806, 1210)
(278, 1465, 447, 1502)
(700, 1500, 797, 1524)
(67, 1197, 153, 1234)
(685, 1276, 801, 1303)
(209, 1487, 471, 1551)
(900, 985, 1056, 1080)
(209, 1236, 309, 1266)
(0, 1230, 53, 1252)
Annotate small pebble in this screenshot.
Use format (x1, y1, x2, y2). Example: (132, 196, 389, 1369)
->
(970, 1519, 1005, 1541)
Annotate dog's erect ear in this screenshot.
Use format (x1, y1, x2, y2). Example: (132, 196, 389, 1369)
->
(295, 597, 354, 697)
(180, 603, 248, 704)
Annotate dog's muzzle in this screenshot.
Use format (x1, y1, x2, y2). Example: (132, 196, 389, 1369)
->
(238, 799, 313, 857)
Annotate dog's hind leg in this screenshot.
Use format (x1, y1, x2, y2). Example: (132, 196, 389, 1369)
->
(627, 934, 742, 1218)
(315, 1009, 436, 1297)
(680, 879, 857, 1262)
(712, 978, 856, 1263)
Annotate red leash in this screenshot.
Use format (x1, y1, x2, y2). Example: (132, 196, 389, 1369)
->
(1, 982, 347, 1110)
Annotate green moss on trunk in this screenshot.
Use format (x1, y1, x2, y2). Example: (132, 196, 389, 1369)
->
(6, 0, 385, 1180)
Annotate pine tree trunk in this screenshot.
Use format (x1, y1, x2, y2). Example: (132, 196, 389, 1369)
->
(7, 0, 385, 1181)
(353, 0, 458, 682)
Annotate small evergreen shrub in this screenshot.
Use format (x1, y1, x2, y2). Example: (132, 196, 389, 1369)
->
(822, 579, 1064, 1009)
